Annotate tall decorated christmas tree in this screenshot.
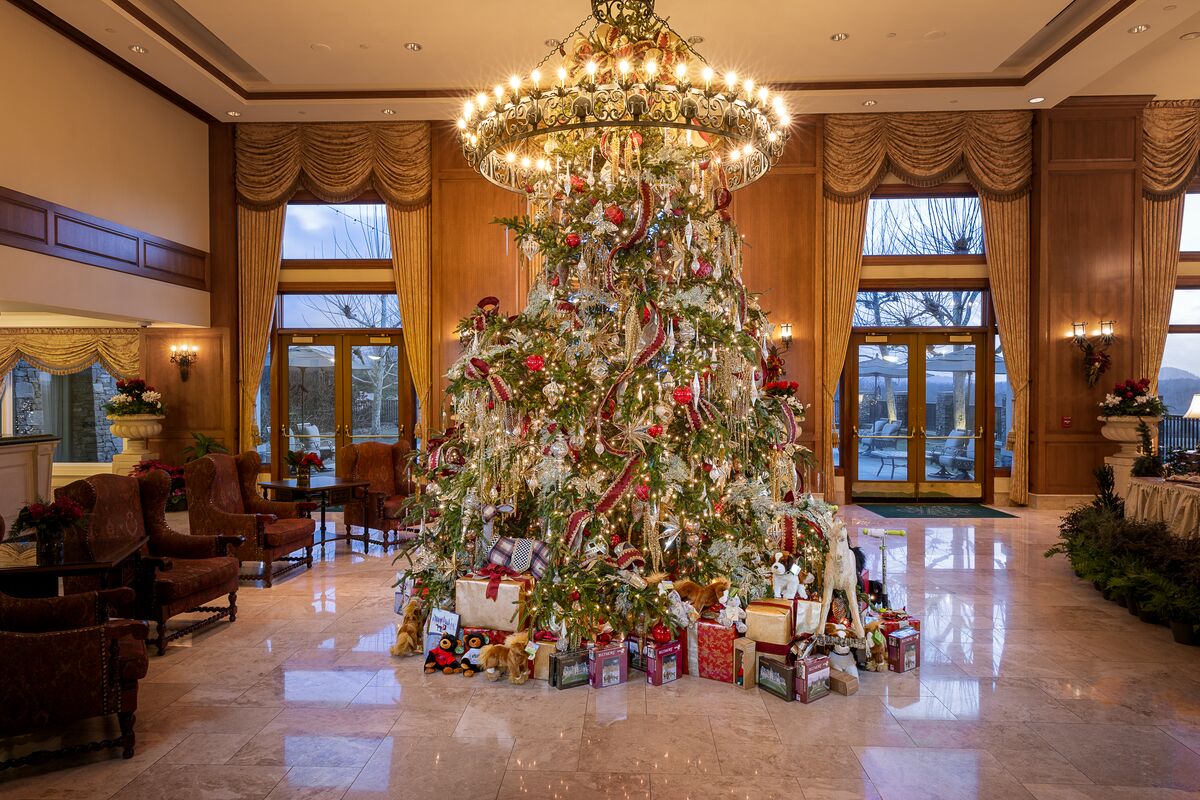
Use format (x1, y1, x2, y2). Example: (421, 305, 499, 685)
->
(397, 0, 835, 648)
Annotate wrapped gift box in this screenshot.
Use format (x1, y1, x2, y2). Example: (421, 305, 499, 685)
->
(683, 623, 697, 676)
(756, 655, 795, 702)
(796, 654, 831, 703)
(794, 599, 823, 637)
(459, 626, 509, 645)
(645, 640, 681, 686)
(589, 642, 628, 688)
(733, 637, 757, 689)
(697, 620, 736, 682)
(879, 610, 921, 637)
(550, 649, 590, 689)
(531, 638, 557, 681)
(887, 627, 921, 673)
(746, 600, 794, 646)
(454, 574, 531, 630)
(627, 634, 649, 672)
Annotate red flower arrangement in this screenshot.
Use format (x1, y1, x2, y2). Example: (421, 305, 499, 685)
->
(130, 459, 187, 511)
(1099, 378, 1167, 417)
(285, 450, 326, 471)
(764, 380, 800, 397)
(11, 496, 84, 564)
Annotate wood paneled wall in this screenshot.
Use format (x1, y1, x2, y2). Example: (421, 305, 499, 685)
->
(1030, 97, 1147, 496)
(140, 327, 235, 463)
(733, 120, 824, 459)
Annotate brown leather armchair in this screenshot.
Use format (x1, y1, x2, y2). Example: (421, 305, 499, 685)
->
(56, 471, 244, 655)
(0, 587, 148, 769)
(340, 440, 415, 547)
(185, 452, 315, 587)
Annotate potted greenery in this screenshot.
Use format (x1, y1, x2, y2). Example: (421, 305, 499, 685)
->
(104, 378, 166, 457)
(181, 431, 229, 461)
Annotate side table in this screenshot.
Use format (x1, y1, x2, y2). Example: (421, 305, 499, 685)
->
(258, 476, 370, 547)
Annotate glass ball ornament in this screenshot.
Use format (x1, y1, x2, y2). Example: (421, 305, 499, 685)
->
(543, 380, 564, 406)
(672, 385, 694, 405)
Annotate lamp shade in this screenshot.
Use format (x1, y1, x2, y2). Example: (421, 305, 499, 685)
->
(1185, 393, 1200, 420)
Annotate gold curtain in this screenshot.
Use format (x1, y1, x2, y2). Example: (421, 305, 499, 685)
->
(0, 328, 140, 378)
(387, 204, 432, 443)
(1140, 101, 1200, 388)
(234, 122, 433, 450)
(235, 122, 432, 210)
(820, 196, 870, 498)
(822, 111, 1033, 503)
(237, 205, 286, 453)
(979, 195, 1031, 505)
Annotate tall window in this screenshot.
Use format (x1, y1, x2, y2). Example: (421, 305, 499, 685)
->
(864, 196, 984, 256)
(8, 361, 121, 462)
(1182, 193, 1200, 252)
(854, 290, 984, 327)
(282, 204, 391, 260)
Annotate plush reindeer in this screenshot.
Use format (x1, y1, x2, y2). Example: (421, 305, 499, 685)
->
(817, 519, 865, 638)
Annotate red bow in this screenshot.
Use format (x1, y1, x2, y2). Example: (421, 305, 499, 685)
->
(475, 564, 521, 600)
(471, 296, 500, 331)
(533, 630, 559, 642)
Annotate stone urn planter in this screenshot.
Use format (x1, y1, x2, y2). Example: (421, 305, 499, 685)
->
(1098, 415, 1160, 498)
(107, 413, 165, 455)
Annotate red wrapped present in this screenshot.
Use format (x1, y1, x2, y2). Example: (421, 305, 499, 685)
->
(697, 620, 736, 682)
(679, 624, 693, 675)
(879, 609, 920, 637)
(459, 626, 509, 645)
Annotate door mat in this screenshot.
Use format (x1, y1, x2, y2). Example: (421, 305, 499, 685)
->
(857, 503, 1017, 519)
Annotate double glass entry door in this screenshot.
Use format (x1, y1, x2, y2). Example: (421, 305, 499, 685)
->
(275, 332, 412, 477)
(848, 331, 987, 501)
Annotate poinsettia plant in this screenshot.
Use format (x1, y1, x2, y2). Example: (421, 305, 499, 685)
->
(1099, 378, 1167, 417)
(130, 459, 187, 511)
(1078, 340, 1112, 387)
(103, 378, 165, 416)
(764, 380, 800, 397)
(285, 450, 326, 471)
(11, 496, 84, 538)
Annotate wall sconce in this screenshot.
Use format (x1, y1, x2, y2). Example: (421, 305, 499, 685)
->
(779, 322, 793, 352)
(1069, 321, 1114, 388)
(169, 344, 199, 382)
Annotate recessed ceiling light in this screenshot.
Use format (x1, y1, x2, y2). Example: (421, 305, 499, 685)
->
(830, 32, 849, 42)
(1164, 4, 1178, 10)
(544, 38, 561, 48)
(226, 110, 242, 117)
(1127, 24, 1151, 34)
(862, 99, 877, 107)
(310, 42, 332, 52)
(381, 108, 396, 115)
(1028, 96, 1045, 104)
(923, 29, 947, 40)
(297, 110, 307, 115)
(359, 43, 369, 50)
(404, 42, 422, 52)
(886, 32, 897, 38)
(1180, 31, 1200, 40)
(129, 44, 146, 54)
(948, 99, 959, 104)
(104, 27, 115, 33)
(687, 35, 705, 44)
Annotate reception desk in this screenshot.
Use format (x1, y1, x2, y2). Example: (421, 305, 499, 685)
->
(0, 435, 59, 524)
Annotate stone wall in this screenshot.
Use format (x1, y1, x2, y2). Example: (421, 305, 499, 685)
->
(10, 361, 120, 461)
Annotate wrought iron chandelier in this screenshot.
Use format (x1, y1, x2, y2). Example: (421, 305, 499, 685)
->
(457, 0, 791, 194)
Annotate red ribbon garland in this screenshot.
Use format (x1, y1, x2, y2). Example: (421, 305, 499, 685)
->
(471, 296, 500, 331)
(465, 357, 513, 403)
(602, 180, 652, 291)
(565, 454, 643, 551)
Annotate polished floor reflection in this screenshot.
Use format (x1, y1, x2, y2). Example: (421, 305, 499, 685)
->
(3, 507, 1200, 799)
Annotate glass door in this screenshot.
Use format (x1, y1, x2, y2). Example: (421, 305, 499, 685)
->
(846, 331, 987, 502)
(919, 333, 985, 499)
(849, 334, 916, 499)
(276, 333, 414, 477)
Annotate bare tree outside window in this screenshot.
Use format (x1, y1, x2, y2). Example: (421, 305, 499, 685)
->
(864, 197, 984, 256)
(283, 204, 392, 260)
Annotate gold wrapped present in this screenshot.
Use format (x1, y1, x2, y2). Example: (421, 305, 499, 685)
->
(746, 600, 794, 645)
(795, 599, 823, 636)
(454, 574, 531, 630)
(532, 639, 556, 681)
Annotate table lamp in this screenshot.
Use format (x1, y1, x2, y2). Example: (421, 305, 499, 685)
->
(1187, 394, 1200, 420)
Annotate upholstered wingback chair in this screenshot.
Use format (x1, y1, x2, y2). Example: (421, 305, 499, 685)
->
(0, 587, 148, 768)
(56, 471, 243, 655)
(340, 440, 415, 547)
(184, 452, 315, 587)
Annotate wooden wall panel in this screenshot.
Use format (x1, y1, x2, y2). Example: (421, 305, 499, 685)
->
(1031, 100, 1144, 497)
(0, 185, 208, 290)
(207, 122, 239, 447)
(733, 120, 823, 452)
(140, 327, 234, 463)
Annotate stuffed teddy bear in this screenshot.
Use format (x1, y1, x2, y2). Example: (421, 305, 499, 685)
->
(424, 632, 462, 674)
(459, 631, 488, 677)
(864, 619, 888, 672)
(770, 552, 801, 600)
(479, 630, 531, 684)
(389, 598, 423, 658)
(716, 589, 747, 633)
(673, 577, 730, 612)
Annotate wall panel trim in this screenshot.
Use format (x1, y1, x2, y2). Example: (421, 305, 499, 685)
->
(0, 185, 208, 291)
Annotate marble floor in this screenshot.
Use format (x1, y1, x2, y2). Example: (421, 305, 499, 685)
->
(3, 506, 1200, 800)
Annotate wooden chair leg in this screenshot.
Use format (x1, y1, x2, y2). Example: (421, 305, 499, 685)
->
(264, 562, 273, 588)
(154, 619, 167, 656)
(118, 712, 136, 759)
(305, 546, 313, 569)
(228, 591, 238, 622)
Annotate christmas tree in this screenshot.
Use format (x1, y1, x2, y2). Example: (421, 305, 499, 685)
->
(397, 1, 834, 647)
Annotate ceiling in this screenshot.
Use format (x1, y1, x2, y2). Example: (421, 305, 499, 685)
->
(19, 0, 1200, 121)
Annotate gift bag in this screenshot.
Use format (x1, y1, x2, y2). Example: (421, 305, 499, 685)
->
(697, 621, 736, 682)
(794, 599, 823, 637)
